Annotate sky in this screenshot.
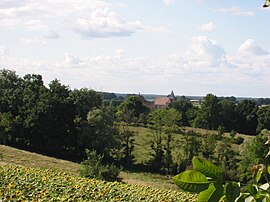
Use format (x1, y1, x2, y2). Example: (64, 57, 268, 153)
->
(0, 0, 270, 97)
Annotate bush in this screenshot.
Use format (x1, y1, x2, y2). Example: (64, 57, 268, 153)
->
(79, 149, 120, 182)
(234, 136, 244, 145)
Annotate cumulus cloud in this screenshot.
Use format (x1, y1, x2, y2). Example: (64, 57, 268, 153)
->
(0, 0, 168, 38)
(0, 45, 9, 56)
(163, 0, 176, 6)
(45, 30, 60, 39)
(215, 6, 254, 16)
(115, 49, 126, 56)
(238, 39, 268, 56)
(21, 37, 47, 45)
(2, 36, 270, 96)
(70, 7, 142, 38)
(199, 22, 215, 32)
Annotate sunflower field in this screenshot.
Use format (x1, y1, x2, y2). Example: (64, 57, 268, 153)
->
(0, 164, 196, 201)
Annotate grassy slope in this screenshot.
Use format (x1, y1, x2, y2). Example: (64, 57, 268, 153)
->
(0, 145, 80, 175)
(0, 145, 178, 191)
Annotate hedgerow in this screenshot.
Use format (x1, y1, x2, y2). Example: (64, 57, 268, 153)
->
(0, 164, 196, 201)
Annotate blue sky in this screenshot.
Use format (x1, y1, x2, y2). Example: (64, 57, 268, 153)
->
(0, 0, 270, 97)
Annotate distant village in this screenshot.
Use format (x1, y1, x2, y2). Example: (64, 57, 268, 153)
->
(138, 91, 202, 109)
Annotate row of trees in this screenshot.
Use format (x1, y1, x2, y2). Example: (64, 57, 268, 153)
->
(1, 69, 270, 184)
(115, 93, 270, 135)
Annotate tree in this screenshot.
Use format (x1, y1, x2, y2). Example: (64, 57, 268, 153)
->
(236, 99, 258, 135)
(147, 108, 181, 173)
(117, 96, 149, 125)
(257, 106, 270, 133)
(219, 99, 238, 132)
(70, 88, 102, 120)
(117, 109, 136, 167)
(194, 94, 222, 130)
(169, 99, 193, 126)
(238, 129, 270, 182)
(0, 69, 24, 116)
(78, 107, 120, 159)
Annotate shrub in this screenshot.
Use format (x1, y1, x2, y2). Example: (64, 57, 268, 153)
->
(234, 136, 244, 145)
(79, 149, 120, 182)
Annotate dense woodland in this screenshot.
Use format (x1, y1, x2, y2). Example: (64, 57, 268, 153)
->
(1, 69, 270, 185)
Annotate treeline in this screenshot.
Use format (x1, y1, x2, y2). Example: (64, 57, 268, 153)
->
(1, 69, 270, 184)
(0, 69, 116, 161)
(170, 94, 270, 135)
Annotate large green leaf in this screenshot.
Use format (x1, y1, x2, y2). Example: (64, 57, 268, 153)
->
(172, 170, 210, 193)
(192, 156, 223, 181)
(235, 193, 252, 202)
(197, 183, 224, 202)
(225, 182, 241, 202)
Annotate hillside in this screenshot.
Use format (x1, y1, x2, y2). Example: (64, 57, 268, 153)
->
(0, 145, 196, 201)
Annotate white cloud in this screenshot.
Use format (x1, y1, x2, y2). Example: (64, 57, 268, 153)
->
(0, 45, 9, 56)
(199, 22, 215, 32)
(115, 49, 126, 56)
(70, 7, 142, 38)
(215, 6, 254, 16)
(45, 30, 60, 39)
(21, 37, 47, 45)
(238, 39, 268, 56)
(2, 37, 270, 96)
(64, 53, 83, 67)
(163, 0, 176, 6)
(0, 0, 168, 38)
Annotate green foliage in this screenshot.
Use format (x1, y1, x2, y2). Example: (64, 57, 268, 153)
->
(172, 170, 210, 193)
(257, 106, 270, 133)
(80, 149, 120, 182)
(117, 96, 149, 125)
(194, 94, 222, 130)
(70, 88, 102, 119)
(238, 130, 270, 182)
(236, 100, 258, 135)
(192, 156, 223, 181)
(173, 151, 270, 202)
(169, 99, 193, 126)
(78, 107, 120, 158)
(147, 109, 181, 173)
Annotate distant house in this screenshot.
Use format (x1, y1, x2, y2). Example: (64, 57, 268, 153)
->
(154, 91, 176, 108)
(139, 91, 176, 109)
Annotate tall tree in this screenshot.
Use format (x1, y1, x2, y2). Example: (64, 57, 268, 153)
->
(236, 99, 258, 135)
(117, 96, 149, 125)
(169, 99, 193, 126)
(219, 99, 238, 132)
(194, 94, 222, 130)
(257, 106, 270, 133)
(78, 107, 120, 159)
(147, 108, 181, 173)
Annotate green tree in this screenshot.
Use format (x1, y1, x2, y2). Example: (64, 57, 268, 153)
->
(78, 107, 120, 159)
(147, 108, 181, 173)
(236, 99, 258, 135)
(238, 129, 270, 183)
(117, 96, 149, 125)
(194, 94, 222, 130)
(219, 99, 238, 132)
(70, 88, 102, 120)
(117, 109, 136, 167)
(257, 105, 270, 133)
(0, 69, 24, 116)
(169, 99, 193, 126)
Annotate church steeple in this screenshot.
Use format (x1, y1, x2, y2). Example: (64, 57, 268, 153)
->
(168, 90, 176, 100)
